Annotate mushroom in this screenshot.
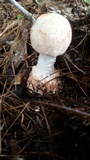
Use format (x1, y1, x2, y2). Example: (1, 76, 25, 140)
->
(27, 13, 72, 94)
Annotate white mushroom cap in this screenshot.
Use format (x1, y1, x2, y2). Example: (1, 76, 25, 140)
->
(31, 13, 72, 57)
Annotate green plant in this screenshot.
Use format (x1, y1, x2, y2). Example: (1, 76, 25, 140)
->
(17, 14, 24, 20)
(84, 0, 90, 5)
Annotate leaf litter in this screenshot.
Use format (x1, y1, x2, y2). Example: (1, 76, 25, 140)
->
(0, 0, 90, 160)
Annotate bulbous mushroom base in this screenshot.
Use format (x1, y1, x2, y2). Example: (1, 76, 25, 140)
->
(27, 66, 61, 95)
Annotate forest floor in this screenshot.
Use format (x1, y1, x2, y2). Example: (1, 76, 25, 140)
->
(0, 0, 90, 160)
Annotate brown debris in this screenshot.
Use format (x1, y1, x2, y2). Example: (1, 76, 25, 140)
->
(0, 0, 90, 160)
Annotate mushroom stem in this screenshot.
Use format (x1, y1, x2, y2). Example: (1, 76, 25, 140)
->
(33, 54, 56, 79)
(8, 0, 35, 22)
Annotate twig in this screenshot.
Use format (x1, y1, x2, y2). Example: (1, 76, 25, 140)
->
(8, 0, 35, 22)
(29, 100, 90, 120)
(33, 0, 41, 6)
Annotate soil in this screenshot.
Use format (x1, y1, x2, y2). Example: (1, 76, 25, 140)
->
(0, 0, 90, 160)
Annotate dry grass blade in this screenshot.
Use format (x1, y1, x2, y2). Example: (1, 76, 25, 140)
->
(3, 102, 29, 138)
(64, 54, 86, 74)
(41, 106, 51, 134)
(0, 20, 19, 38)
(0, 0, 90, 159)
